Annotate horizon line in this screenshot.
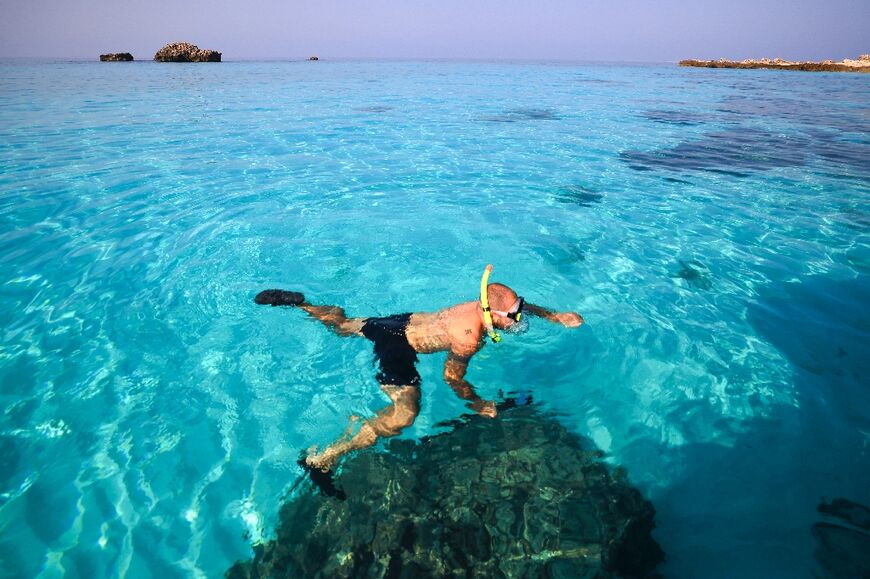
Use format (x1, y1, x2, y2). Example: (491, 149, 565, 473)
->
(0, 55, 682, 64)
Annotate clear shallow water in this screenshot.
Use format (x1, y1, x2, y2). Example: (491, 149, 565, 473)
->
(0, 60, 867, 577)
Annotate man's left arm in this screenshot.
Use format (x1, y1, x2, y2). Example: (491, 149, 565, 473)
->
(443, 351, 497, 418)
(524, 303, 584, 327)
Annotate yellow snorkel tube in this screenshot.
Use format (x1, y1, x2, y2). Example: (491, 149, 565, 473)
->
(480, 264, 501, 343)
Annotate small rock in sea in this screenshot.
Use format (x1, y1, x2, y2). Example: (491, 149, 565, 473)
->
(675, 259, 713, 290)
(309, 56, 319, 61)
(100, 53, 133, 62)
(154, 42, 221, 63)
(554, 184, 604, 207)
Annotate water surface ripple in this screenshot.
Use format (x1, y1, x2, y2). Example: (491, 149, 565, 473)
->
(0, 61, 868, 578)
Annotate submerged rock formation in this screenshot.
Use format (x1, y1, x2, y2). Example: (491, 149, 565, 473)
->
(679, 55, 870, 73)
(154, 42, 221, 62)
(227, 403, 664, 578)
(812, 498, 870, 577)
(100, 52, 133, 62)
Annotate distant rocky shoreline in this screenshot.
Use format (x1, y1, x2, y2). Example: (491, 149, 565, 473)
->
(680, 55, 870, 73)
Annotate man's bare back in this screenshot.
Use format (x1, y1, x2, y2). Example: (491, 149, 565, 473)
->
(254, 269, 583, 490)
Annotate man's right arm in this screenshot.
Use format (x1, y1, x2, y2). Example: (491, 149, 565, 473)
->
(443, 351, 497, 418)
(524, 303, 584, 327)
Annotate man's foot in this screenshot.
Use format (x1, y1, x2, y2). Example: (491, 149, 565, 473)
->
(255, 289, 305, 307)
(297, 453, 346, 500)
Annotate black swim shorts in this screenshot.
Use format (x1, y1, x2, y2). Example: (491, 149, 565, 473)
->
(360, 313, 421, 386)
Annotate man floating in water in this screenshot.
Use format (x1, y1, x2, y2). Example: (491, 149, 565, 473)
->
(255, 265, 583, 491)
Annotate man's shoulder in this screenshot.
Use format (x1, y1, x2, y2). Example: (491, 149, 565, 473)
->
(447, 320, 483, 358)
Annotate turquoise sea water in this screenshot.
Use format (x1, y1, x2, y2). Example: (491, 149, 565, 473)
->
(0, 60, 868, 577)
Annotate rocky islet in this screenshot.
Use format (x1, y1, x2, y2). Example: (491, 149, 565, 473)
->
(153, 42, 221, 62)
(99, 52, 133, 61)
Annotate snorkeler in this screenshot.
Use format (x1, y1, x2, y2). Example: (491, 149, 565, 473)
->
(255, 265, 583, 491)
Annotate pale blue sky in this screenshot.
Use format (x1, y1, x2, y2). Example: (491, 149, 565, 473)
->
(0, 0, 867, 61)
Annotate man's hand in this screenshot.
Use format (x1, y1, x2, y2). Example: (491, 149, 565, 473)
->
(553, 312, 584, 327)
(469, 399, 497, 418)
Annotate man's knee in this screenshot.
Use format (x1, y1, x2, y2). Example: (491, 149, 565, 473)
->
(335, 318, 364, 336)
(394, 407, 418, 430)
(373, 408, 417, 438)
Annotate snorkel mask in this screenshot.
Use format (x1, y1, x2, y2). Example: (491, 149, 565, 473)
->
(501, 301, 529, 335)
(479, 265, 525, 343)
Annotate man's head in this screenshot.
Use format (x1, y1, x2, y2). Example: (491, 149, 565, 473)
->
(478, 265, 528, 342)
(484, 283, 524, 330)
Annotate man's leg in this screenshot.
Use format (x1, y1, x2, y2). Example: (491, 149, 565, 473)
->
(299, 304, 366, 337)
(306, 384, 420, 471)
(254, 289, 366, 337)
